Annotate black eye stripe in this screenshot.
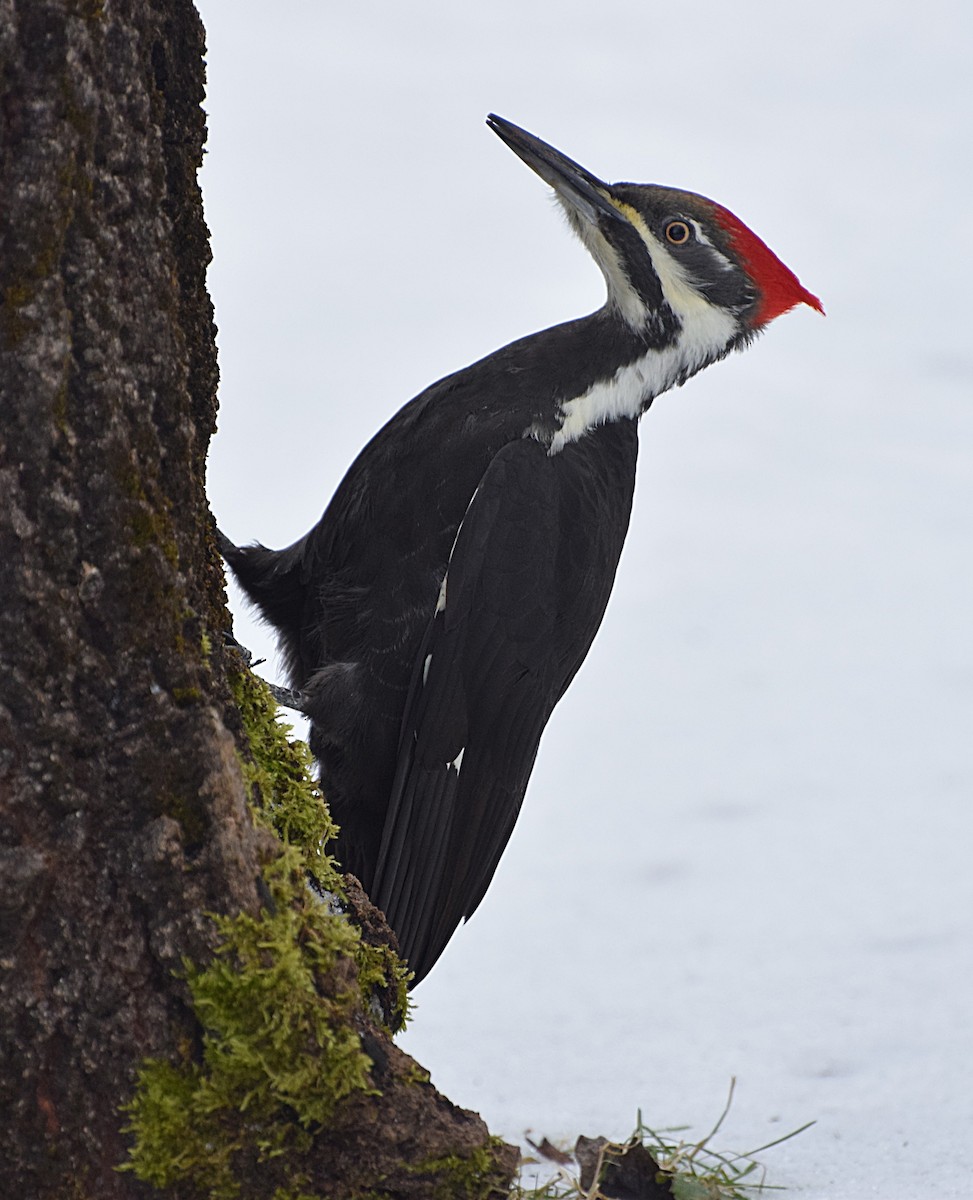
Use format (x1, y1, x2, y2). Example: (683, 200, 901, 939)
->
(664, 220, 692, 245)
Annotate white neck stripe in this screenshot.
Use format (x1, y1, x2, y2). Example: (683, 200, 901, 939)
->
(548, 303, 737, 453)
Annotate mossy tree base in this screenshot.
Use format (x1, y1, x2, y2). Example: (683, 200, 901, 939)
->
(124, 671, 517, 1198)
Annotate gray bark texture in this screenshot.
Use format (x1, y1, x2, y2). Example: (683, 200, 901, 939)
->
(0, 2, 516, 1196)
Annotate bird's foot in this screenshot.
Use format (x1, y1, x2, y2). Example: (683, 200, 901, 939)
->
(266, 681, 309, 714)
(221, 632, 308, 711)
(222, 630, 265, 669)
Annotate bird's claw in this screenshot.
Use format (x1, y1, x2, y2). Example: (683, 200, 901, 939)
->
(266, 682, 309, 714)
(223, 630, 253, 667)
(223, 633, 301, 710)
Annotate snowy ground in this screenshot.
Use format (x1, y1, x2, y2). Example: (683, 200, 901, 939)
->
(198, 3, 973, 1196)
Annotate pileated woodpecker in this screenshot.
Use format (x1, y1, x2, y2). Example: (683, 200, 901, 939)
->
(219, 116, 821, 985)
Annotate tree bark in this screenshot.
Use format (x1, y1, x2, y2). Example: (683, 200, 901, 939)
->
(0, 2, 515, 1196)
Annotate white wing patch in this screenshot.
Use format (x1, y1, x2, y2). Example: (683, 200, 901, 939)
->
(434, 573, 448, 615)
(435, 485, 481, 616)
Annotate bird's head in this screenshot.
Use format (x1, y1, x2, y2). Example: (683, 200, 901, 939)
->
(487, 115, 822, 367)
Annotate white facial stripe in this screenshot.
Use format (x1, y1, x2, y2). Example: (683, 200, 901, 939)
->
(689, 218, 713, 247)
(613, 201, 724, 326)
(689, 219, 736, 272)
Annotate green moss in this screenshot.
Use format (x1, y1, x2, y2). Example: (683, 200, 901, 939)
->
(409, 1139, 515, 1200)
(230, 671, 338, 880)
(228, 670, 410, 1029)
(123, 851, 375, 1198)
(270, 1187, 318, 1200)
(401, 1060, 432, 1086)
(123, 668, 413, 1196)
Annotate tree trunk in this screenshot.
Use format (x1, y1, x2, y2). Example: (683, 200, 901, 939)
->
(0, 2, 516, 1196)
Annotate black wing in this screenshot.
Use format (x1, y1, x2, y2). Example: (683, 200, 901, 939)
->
(372, 423, 639, 983)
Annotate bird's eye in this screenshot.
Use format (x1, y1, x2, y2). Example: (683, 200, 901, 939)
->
(664, 220, 692, 246)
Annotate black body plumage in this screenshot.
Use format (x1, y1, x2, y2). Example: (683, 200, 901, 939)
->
(220, 116, 820, 984)
(223, 318, 642, 982)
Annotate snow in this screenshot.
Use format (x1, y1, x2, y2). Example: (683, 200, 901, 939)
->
(197, 2, 973, 1195)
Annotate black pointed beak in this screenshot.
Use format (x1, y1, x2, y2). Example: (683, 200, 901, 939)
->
(487, 115, 627, 227)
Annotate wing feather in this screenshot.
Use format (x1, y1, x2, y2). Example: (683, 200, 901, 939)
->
(374, 423, 639, 983)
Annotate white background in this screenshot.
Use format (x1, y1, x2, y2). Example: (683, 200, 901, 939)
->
(197, 3, 973, 1196)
